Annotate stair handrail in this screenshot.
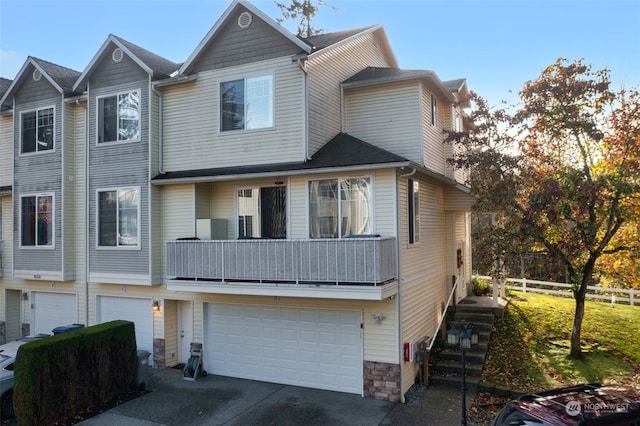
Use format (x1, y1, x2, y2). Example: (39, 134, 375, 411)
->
(427, 276, 458, 352)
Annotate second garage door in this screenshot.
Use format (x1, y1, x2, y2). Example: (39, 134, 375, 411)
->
(97, 296, 153, 365)
(204, 304, 362, 394)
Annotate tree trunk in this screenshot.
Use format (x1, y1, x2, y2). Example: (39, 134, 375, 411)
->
(570, 293, 586, 359)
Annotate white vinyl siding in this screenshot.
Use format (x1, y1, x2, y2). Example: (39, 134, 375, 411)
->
(306, 31, 392, 156)
(422, 86, 447, 174)
(162, 57, 304, 171)
(398, 174, 449, 395)
(0, 114, 13, 187)
(344, 83, 423, 163)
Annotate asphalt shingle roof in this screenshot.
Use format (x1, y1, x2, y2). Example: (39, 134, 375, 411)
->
(301, 26, 378, 51)
(152, 132, 408, 183)
(30, 57, 82, 94)
(111, 35, 181, 78)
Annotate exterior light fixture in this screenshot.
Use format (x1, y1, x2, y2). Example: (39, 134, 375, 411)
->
(372, 313, 385, 324)
(152, 300, 161, 311)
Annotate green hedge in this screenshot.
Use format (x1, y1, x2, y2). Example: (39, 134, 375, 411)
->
(13, 320, 137, 425)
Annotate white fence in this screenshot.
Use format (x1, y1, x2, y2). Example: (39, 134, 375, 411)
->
(474, 275, 637, 306)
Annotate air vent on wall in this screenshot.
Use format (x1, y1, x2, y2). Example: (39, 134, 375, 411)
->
(112, 48, 124, 63)
(238, 12, 252, 29)
(33, 69, 42, 81)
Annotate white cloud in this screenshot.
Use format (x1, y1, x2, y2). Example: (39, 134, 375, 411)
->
(0, 50, 27, 80)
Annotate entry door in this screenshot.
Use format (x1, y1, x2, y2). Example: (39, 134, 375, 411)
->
(261, 186, 286, 238)
(178, 300, 193, 363)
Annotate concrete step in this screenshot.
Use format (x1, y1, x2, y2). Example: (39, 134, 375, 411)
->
(449, 320, 493, 334)
(430, 374, 480, 390)
(438, 348, 487, 364)
(434, 359, 484, 377)
(452, 311, 496, 324)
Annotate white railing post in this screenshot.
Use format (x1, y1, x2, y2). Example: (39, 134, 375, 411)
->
(523, 277, 527, 293)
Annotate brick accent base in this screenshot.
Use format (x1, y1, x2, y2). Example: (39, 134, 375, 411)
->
(0, 321, 5, 344)
(22, 323, 30, 337)
(153, 338, 165, 369)
(363, 361, 401, 402)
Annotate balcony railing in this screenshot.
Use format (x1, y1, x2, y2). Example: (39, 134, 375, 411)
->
(167, 237, 397, 286)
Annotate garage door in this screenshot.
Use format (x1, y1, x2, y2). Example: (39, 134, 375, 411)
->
(204, 304, 362, 394)
(97, 296, 153, 365)
(32, 292, 78, 335)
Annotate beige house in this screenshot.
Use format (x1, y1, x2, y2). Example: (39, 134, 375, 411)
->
(0, 0, 473, 402)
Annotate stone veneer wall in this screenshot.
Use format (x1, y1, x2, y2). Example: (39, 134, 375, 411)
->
(153, 338, 165, 368)
(22, 323, 30, 338)
(363, 361, 401, 402)
(0, 321, 5, 344)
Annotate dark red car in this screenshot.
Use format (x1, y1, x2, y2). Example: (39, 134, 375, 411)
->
(491, 383, 640, 426)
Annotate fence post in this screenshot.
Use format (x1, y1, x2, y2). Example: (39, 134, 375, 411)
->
(631, 289, 635, 307)
(523, 277, 527, 293)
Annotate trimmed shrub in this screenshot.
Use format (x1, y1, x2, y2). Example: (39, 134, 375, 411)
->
(13, 320, 137, 425)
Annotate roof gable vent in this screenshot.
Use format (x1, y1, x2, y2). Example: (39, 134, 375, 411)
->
(112, 48, 124, 63)
(238, 11, 252, 29)
(33, 69, 42, 82)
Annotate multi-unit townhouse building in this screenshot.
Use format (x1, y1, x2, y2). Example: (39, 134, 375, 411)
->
(0, 0, 473, 402)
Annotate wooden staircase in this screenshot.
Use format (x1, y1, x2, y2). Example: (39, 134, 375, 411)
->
(430, 296, 506, 390)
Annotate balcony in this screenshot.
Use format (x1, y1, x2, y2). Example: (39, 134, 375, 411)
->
(166, 237, 398, 300)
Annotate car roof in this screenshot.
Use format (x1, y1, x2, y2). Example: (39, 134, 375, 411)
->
(0, 340, 28, 358)
(512, 384, 640, 425)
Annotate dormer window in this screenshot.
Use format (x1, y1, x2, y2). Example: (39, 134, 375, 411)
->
(97, 90, 140, 143)
(21, 107, 54, 154)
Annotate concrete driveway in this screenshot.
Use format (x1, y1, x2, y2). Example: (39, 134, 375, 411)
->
(5, 367, 464, 425)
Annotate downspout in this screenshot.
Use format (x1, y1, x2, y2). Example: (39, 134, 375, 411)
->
(295, 56, 311, 161)
(77, 96, 89, 325)
(396, 166, 416, 403)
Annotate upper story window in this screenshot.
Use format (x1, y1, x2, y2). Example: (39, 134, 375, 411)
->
(431, 94, 438, 126)
(97, 187, 140, 248)
(309, 177, 371, 238)
(220, 75, 273, 132)
(21, 107, 54, 154)
(408, 179, 420, 244)
(21, 194, 54, 247)
(98, 90, 140, 143)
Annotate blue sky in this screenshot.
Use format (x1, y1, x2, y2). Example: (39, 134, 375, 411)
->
(1, 0, 638, 107)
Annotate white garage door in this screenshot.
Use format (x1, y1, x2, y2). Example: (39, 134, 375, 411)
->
(32, 292, 78, 335)
(97, 296, 153, 365)
(204, 304, 362, 394)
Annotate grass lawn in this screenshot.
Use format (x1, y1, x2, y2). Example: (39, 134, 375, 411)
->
(469, 291, 640, 424)
(481, 291, 640, 392)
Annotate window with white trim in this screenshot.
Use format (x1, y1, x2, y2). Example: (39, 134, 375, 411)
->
(97, 188, 140, 247)
(309, 177, 371, 238)
(21, 194, 54, 247)
(21, 107, 54, 153)
(220, 75, 273, 131)
(431, 94, 438, 126)
(98, 90, 140, 143)
(408, 179, 420, 244)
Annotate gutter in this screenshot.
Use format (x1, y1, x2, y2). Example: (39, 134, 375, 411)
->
(293, 54, 311, 161)
(151, 86, 164, 174)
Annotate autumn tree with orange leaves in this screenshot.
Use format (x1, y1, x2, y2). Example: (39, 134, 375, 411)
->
(447, 58, 640, 359)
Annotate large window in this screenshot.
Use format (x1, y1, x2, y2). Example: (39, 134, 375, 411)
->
(97, 188, 139, 247)
(21, 194, 53, 247)
(309, 177, 371, 238)
(220, 75, 273, 131)
(408, 179, 420, 244)
(21, 107, 54, 153)
(98, 91, 140, 143)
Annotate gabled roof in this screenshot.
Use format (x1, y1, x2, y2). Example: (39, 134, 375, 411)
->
(444, 78, 470, 108)
(0, 57, 81, 108)
(73, 34, 180, 91)
(341, 66, 456, 103)
(179, 0, 312, 75)
(151, 132, 409, 184)
(0, 78, 12, 111)
(304, 25, 398, 68)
